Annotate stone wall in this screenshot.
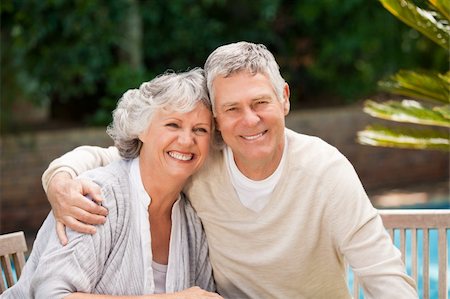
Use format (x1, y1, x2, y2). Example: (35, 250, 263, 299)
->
(1, 128, 113, 240)
(1, 106, 448, 241)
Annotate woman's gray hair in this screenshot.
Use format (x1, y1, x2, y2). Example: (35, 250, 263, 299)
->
(106, 68, 211, 159)
(204, 41, 286, 115)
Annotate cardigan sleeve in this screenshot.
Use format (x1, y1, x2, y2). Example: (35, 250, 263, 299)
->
(42, 145, 120, 192)
(28, 212, 111, 298)
(194, 224, 215, 292)
(182, 199, 216, 292)
(325, 154, 418, 299)
(30, 176, 118, 297)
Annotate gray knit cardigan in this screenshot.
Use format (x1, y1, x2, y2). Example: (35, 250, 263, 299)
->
(2, 159, 215, 298)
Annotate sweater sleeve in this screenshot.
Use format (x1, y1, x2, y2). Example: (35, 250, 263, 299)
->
(326, 155, 418, 299)
(29, 212, 112, 297)
(42, 145, 120, 192)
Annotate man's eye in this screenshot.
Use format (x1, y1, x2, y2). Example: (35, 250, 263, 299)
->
(225, 107, 237, 112)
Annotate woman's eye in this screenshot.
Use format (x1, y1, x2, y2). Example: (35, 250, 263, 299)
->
(194, 127, 208, 134)
(166, 123, 179, 128)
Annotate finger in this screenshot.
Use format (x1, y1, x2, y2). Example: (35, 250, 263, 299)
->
(71, 205, 107, 225)
(56, 222, 68, 246)
(76, 180, 108, 216)
(204, 291, 223, 298)
(73, 194, 108, 217)
(90, 192, 105, 205)
(202, 293, 223, 298)
(79, 179, 104, 203)
(64, 216, 97, 235)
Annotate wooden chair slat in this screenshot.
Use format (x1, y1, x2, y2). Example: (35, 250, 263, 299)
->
(0, 231, 28, 294)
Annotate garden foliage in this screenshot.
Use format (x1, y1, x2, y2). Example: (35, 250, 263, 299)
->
(357, 0, 450, 151)
(1, 0, 446, 131)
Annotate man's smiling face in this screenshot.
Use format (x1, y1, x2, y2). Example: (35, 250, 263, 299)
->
(212, 71, 290, 178)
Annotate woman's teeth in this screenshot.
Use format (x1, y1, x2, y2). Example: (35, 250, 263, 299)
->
(169, 151, 193, 161)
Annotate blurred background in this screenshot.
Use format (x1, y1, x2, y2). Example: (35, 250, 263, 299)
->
(1, 1, 449, 243)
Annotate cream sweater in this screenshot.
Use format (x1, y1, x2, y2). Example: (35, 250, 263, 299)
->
(42, 129, 418, 299)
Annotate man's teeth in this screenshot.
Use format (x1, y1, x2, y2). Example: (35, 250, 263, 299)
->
(243, 132, 263, 140)
(169, 151, 193, 161)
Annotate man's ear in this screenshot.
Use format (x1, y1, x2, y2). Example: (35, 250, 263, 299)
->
(283, 83, 290, 115)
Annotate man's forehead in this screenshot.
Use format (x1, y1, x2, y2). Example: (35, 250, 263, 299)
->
(216, 92, 276, 109)
(213, 71, 270, 86)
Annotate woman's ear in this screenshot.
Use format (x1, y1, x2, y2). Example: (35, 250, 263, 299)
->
(138, 129, 147, 143)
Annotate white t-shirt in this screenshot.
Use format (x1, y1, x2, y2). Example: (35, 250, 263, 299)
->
(224, 136, 288, 212)
(152, 261, 168, 294)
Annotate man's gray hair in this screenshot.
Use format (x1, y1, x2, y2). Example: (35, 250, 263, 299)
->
(204, 41, 286, 115)
(107, 68, 211, 159)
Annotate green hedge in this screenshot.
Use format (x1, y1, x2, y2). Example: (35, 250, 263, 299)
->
(1, 0, 446, 131)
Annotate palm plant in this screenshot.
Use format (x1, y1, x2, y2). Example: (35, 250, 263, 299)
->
(357, 0, 450, 151)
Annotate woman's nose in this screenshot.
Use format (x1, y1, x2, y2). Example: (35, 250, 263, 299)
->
(178, 130, 195, 145)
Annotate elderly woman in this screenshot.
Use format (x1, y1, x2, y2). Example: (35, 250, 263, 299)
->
(3, 68, 222, 299)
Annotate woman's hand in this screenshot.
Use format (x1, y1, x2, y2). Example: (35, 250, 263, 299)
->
(166, 287, 223, 298)
(47, 172, 109, 245)
(65, 287, 223, 298)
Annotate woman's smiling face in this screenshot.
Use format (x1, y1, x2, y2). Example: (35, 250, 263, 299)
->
(138, 102, 212, 180)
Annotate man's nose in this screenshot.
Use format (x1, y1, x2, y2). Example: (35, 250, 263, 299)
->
(242, 107, 260, 126)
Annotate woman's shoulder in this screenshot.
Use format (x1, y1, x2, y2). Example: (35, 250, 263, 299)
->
(80, 159, 130, 185)
(80, 160, 133, 215)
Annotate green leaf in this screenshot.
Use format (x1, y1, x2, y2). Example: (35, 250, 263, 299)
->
(429, 0, 450, 21)
(363, 99, 450, 127)
(358, 1, 450, 152)
(357, 125, 450, 151)
(434, 105, 450, 119)
(380, 0, 450, 49)
(378, 70, 450, 104)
